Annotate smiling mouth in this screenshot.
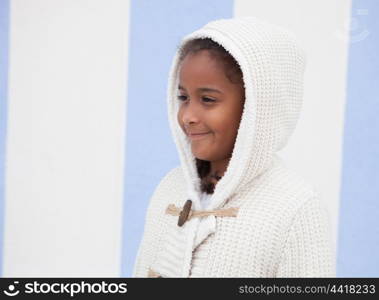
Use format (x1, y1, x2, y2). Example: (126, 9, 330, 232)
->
(188, 132, 211, 140)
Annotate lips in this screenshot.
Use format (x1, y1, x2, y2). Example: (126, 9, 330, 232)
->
(188, 132, 210, 135)
(187, 131, 211, 140)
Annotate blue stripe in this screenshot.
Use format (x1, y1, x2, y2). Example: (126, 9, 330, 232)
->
(337, 0, 379, 276)
(121, 0, 234, 277)
(0, 0, 10, 277)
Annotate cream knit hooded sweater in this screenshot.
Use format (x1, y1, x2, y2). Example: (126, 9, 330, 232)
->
(132, 17, 336, 278)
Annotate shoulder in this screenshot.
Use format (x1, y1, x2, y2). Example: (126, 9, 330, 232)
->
(154, 165, 185, 195)
(162, 165, 184, 182)
(270, 163, 331, 234)
(145, 165, 186, 215)
(243, 158, 327, 230)
(264, 158, 321, 209)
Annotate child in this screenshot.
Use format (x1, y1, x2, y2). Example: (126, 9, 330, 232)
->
(132, 16, 335, 278)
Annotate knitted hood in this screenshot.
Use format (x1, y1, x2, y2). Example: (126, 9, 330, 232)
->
(167, 17, 306, 212)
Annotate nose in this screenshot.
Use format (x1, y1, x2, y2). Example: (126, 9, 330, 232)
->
(180, 99, 201, 125)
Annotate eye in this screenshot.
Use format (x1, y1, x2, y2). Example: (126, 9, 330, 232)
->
(202, 97, 215, 103)
(176, 95, 216, 103)
(177, 95, 187, 101)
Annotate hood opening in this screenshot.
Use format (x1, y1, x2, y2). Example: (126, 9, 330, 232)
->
(178, 37, 246, 196)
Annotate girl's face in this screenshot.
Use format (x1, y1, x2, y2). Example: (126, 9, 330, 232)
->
(177, 50, 245, 162)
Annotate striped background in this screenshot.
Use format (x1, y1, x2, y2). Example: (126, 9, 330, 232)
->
(0, 0, 377, 277)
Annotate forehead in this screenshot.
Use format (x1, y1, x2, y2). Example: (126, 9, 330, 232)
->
(178, 51, 228, 86)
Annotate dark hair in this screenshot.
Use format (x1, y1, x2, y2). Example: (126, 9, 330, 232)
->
(178, 38, 244, 194)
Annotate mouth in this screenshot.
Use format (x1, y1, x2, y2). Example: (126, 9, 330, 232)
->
(187, 132, 212, 140)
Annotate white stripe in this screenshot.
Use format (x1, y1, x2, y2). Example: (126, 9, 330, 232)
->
(4, 0, 130, 276)
(234, 0, 352, 262)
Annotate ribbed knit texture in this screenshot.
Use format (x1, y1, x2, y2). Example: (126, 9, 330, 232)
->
(190, 192, 213, 277)
(132, 17, 336, 278)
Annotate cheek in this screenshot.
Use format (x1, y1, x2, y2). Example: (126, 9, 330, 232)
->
(177, 110, 184, 130)
(213, 108, 242, 147)
(212, 108, 239, 137)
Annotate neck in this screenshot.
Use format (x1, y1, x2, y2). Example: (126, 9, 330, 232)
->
(210, 157, 231, 180)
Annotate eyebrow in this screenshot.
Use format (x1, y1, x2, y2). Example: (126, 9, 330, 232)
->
(178, 85, 223, 94)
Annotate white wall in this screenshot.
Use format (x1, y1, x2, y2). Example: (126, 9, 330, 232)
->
(4, 0, 130, 276)
(234, 0, 353, 263)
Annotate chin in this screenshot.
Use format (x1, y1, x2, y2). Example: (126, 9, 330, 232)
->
(192, 152, 212, 161)
(191, 144, 214, 161)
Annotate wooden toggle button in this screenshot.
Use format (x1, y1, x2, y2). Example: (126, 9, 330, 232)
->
(178, 199, 192, 227)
